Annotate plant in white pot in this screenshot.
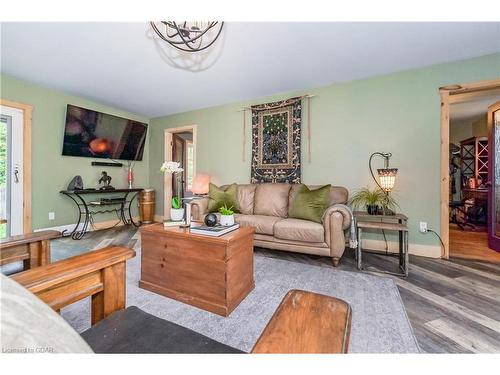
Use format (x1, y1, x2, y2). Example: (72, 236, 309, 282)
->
(219, 204, 235, 226)
(170, 197, 184, 221)
(160, 161, 184, 221)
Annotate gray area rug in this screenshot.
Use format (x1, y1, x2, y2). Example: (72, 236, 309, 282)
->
(61, 238, 420, 353)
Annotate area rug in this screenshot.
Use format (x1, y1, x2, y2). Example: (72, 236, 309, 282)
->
(60, 240, 420, 353)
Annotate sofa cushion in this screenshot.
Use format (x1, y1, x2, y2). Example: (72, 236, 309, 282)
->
(237, 184, 257, 215)
(208, 183, 240, 213)
(289, 185, 331, 223)
(235, 214, 282, 235)
(289, 184, 349, 209)
(254, 183, 291, 217)
(82, 306, 242, 353)
(274, 218, 325, 243)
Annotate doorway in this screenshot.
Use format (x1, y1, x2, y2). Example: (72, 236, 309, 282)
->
(440, 80, 500, 262)
(164, 125, 197, 220)
(0, 100, 32, 237)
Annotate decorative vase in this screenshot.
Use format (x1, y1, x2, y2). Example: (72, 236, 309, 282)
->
(127, 166, 134, 189)
(220, 214, 235, 226)
(170, 208, 185, 221)
(366, 204, 379, 215)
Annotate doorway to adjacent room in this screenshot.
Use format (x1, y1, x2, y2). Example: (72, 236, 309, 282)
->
(163, 125, 197, 220)
(440, 80, 500, 263)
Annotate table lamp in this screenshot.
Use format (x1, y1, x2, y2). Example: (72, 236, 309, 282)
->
(192, 173, 210, 196)
(369, 152, 398, 193)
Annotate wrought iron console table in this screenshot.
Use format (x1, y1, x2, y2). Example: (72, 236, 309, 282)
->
(60, 188, 143, 240)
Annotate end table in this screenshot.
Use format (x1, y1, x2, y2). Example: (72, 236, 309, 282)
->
(354, 211, 409, 277)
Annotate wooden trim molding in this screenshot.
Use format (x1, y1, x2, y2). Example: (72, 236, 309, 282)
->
(439, 90, 450, 258)
(0, 99, 33, 234)
(439, 78, 500, 259)
(163, 125, 197, 220)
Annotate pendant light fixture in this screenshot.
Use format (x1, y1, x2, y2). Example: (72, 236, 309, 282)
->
(150, 21, 224, 52)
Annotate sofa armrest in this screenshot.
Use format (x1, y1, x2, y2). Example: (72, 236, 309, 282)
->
(11, 246, 135, 325)
(322, 204, 352, 230)
(190, 197, 209, 221)
(322, 205, 352, 262)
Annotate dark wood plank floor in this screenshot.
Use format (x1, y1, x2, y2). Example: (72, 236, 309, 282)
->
(32, 226, 500, 353)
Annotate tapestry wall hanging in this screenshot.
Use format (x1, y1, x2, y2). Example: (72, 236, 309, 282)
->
(250, 97, 302, 183)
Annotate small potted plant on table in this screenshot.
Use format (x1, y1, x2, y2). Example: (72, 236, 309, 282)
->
(349, 187, 398, 215)
(219, 204, 235, 226)
(170, 197, 184, 221)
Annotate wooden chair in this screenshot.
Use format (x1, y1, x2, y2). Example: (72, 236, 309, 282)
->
(0, 230, 61, 271)
(10, 246, 134, 323)
(5, 246, 352, 353)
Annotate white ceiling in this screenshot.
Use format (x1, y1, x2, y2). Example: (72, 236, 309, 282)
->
(1, 22, 499, 118)
(450, 93, 500, 122)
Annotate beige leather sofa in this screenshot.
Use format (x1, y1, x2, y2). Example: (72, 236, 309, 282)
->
(190, 183, 352, 266)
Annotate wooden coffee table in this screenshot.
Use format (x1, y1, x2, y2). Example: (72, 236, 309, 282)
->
(139, 224, 255, 317)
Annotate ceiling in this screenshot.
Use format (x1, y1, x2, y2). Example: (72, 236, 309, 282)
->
(450, 92, 500, 122)
(1, 22, 499, 118)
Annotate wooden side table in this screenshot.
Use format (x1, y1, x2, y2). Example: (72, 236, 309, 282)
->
(354, 212, 409, 277)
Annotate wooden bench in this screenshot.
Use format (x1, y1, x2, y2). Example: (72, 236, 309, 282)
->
(252, 289, 352, 353)
(0, 230, 61, 270)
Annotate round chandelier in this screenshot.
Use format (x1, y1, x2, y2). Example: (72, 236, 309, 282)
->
(150, 21, 224, 52)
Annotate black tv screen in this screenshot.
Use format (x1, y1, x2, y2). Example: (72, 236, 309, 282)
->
(62, 104, 148, 161)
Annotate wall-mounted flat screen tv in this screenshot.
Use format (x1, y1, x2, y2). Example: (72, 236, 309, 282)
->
(62, 104, 148, 161)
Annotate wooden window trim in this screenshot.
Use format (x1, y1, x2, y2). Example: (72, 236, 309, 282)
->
(0, 99, 33, 234)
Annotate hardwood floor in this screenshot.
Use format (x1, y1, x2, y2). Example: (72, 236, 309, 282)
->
(12, 226, 500, 353)
(449, 225, 500, 263)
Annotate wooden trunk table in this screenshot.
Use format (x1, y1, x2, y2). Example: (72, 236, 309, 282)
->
(139, 224, 255, 317)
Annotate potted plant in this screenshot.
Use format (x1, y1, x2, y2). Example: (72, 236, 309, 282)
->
(349, 187, 398, 215)
(170, 197, 184, 221)
(219, 204, 235, 226)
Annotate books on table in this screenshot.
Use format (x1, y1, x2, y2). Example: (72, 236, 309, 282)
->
(163, 220, 186, 227)
(190, 223, 240, 237)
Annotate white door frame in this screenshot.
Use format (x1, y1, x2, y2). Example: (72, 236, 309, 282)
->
(1, 105, 24, 235)
(163, 125, 197, 220)
(0, 99, 32, 234)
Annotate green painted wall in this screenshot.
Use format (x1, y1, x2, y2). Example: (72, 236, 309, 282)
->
(0, 75, 149, 230)
(149, 53, 500, 250)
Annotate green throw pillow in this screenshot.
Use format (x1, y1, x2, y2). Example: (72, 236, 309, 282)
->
(289, 185, 331, 223)
(208, 183, 240, 213)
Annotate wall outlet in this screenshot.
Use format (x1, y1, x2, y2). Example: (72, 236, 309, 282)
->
(419, 221, 428, 233)
(48, 212, 55, 220)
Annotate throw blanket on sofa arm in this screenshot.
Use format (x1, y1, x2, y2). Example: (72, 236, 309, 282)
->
(322, 204, 357, 249)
